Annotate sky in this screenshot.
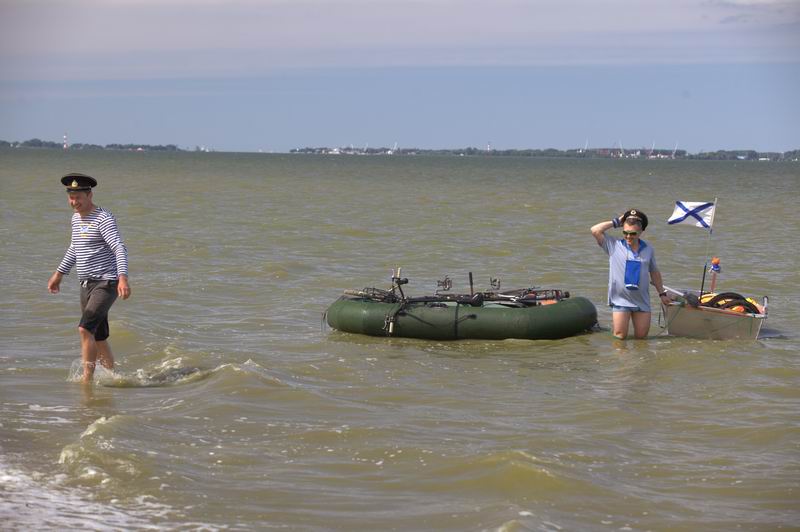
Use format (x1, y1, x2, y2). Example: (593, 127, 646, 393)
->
(0, 0, 798, 153)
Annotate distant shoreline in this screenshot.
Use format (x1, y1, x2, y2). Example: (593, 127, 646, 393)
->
(2, 139, 798, 161)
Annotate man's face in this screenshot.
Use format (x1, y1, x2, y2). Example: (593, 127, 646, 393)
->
(67, 190, 92, 214)
(622, 222, 642, 244)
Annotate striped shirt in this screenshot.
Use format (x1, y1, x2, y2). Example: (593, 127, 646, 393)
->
(57, 207, 129, 281)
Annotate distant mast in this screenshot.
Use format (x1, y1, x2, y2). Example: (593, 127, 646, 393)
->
(62, 133, 68, 150)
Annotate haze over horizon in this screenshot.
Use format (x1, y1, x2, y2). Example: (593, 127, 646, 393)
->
(1, 0, 798, 153)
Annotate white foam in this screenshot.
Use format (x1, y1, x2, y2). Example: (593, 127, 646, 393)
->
(80, 416, 115, 438)
(28, 404, 71, 413)
(66, 360, 119, 384)
(0, 456, 170, 529)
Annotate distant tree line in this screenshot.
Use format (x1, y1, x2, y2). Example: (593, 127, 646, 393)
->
(687, 150, 793, 161)
(0, 138, 181, 151)
(291, 145, 799, 161)
(2, 139, 797, 160)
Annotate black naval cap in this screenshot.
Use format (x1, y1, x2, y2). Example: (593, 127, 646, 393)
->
(621, 209, 648, 230)
(61, 172, 97, 192)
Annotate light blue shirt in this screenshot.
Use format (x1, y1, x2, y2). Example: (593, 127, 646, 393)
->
(600, 235, 659, 312)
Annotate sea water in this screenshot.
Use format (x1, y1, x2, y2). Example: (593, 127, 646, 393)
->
(1, 149, 799, 530)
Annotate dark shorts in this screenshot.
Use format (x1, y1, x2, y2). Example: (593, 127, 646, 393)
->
(79, 280, 118, 341)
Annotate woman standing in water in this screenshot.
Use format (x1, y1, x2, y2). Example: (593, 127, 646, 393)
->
(591, 209, 670, 339)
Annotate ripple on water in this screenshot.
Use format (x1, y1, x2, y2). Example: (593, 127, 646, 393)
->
(2, 153, 799, 530)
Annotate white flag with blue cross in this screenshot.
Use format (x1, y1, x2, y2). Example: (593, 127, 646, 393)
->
(667, 201, 716, 230)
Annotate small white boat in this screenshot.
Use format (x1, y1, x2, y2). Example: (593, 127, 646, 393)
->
(660, 202, 769, 340)
(662, 290, 768, 340)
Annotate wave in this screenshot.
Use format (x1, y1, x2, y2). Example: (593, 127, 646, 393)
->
(0, 454, 172, 530)
(65, 355, 291, 391)
(101, 366, 212, 388)
(66, 356, 211, 388)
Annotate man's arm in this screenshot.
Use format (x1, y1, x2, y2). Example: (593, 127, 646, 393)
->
(48, 271, 64, 293)
(591, 215, 622, 246)
(117, 274, 131, 299)
(98, 213, 131, 299)
(651, 271, 670, 305)
(50, 244, 76, 293)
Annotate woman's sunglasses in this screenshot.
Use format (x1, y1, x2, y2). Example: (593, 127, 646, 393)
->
(623, 230, 640, 237)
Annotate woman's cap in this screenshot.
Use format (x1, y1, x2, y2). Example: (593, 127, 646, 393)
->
(61, 173, 97, 192)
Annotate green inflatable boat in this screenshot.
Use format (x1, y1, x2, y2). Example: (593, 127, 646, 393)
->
(325, 274, 597, 341)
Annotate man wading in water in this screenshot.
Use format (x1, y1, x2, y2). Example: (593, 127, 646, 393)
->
(591, 209, 669, 339)
(48, 173, 131, 383)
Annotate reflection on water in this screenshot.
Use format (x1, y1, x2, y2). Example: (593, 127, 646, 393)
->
(77, 383, 117, 410)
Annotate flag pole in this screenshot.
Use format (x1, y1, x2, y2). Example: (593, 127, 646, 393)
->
(699, 197, 718, 294)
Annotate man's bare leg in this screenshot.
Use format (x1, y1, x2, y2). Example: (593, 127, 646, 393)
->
(79, 327, 98, 383)
(96, 340, 115, 371)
